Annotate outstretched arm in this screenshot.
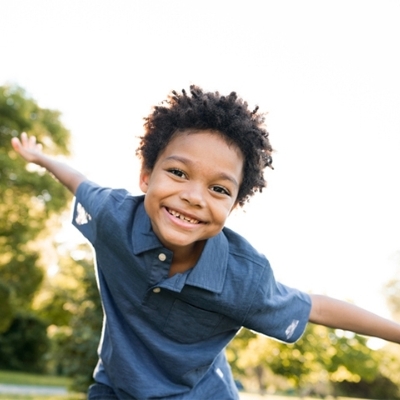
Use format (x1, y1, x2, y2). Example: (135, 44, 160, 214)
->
(11, 132, 86, 194)
(309, 294, 400, 344)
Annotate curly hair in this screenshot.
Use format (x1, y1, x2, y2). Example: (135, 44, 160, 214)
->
(136, 85, 273, 206)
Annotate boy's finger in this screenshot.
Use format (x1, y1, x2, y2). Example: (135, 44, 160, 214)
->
(29, 135, 37, 147)
(20, 132, 28, 146)
(11, 137, 21, 151)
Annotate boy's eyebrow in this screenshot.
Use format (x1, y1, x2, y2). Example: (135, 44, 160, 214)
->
(164, 155, 240, 187)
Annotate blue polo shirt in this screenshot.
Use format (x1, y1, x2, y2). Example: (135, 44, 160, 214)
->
(72, 181, 311, 399)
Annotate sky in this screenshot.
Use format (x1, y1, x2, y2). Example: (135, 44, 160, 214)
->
(2, 0, 400, 319)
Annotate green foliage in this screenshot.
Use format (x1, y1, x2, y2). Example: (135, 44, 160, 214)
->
(0, 85, 71, 303)
(228, 324, 399, 398)
(0, 313, 50, 373)
(0, 281, 13, 333)
(42, 253, 102, 392)
(227, 328, 258, 377)
(1, 252, 43, 310)
(0, 85, 69, 151)
(333, 374, 400, 399)
(0, 84, 72, 372)
(0, 84, 101, 390)
(292, 325, 380, 384)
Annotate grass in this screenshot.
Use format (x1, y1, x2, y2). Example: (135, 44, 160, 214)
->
(0, 370, 85, 399)
(0, 396, 85, 400)
(0, 371, 369, 400)
(0, 370, 72, 387)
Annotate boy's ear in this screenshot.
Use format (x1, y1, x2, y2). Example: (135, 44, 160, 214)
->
(139, 169, 151, 193)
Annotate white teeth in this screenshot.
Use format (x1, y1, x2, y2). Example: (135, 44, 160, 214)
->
(168, 209, 199, 224)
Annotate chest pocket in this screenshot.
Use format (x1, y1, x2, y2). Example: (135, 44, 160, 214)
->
(163, 299, 225, 344)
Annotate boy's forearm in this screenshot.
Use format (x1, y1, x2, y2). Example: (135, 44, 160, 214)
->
(35, 153, 86, 194)
(309, 294, 400, 344)
(11, 134, 86, 194)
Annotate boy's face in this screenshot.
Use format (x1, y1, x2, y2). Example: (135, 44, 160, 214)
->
(140, 130, 244, 253)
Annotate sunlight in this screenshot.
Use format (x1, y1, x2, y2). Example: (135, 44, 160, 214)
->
(47, 264, 59, 277)
(367, 337, 386, 350)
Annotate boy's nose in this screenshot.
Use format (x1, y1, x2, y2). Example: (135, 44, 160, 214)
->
(180, 182, 206, 208)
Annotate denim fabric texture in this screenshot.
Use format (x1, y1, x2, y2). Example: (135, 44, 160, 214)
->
(73, 181, 312, 399)
(88, 383, 119, 400)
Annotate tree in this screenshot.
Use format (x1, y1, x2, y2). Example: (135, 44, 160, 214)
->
(227, 324, 399, 398)
(0, 312, 50, 372)
(0, 84, 70, 311)
(38, 248, 102, 391)
(0, 84, 71, 367)
(0, 281, 13, 333)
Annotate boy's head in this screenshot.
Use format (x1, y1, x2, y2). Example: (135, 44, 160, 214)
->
(136, 85, 273, 207)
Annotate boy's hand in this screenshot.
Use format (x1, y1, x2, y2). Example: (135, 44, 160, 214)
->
(11, 132, 43, 164)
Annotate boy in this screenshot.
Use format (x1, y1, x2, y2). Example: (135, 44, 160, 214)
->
(11, 86, 400, 399)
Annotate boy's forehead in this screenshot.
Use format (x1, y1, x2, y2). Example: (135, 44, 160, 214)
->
(170, 128, 243, 154)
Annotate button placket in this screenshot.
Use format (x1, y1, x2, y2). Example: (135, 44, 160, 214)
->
(150, 252, 168, 294)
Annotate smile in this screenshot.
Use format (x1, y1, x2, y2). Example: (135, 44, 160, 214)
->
(167, 208, 201, 224)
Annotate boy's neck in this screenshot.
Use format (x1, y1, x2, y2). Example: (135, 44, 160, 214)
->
(168, 240, 206, 277)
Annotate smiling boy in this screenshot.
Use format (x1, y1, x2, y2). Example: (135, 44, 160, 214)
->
(140, 130, 244, 276)
(11, 86, 400, 399)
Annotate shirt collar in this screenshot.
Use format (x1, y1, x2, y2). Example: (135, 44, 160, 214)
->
(132, 200, 229, 294)
(132, 201, 164, 254)
(185, 232, 228, 294)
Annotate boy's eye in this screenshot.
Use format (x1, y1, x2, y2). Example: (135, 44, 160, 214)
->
(168, 168, 186, 178)
(211, 186, 230, 196)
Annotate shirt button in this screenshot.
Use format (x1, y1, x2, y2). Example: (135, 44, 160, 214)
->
(153, 287, 161, 293)
(158, 253, 167, 261)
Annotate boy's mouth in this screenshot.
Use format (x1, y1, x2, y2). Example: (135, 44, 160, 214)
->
(166, 208, 201, 224)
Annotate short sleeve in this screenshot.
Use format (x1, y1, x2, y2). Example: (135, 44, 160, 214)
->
(72, 180, 113, 244)
(243, 266, 312, 343)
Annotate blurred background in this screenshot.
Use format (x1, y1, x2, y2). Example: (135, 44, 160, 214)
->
(1, 0, 400, 397)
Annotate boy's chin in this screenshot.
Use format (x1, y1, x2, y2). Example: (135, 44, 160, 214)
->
(161, 236, 207, 251)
